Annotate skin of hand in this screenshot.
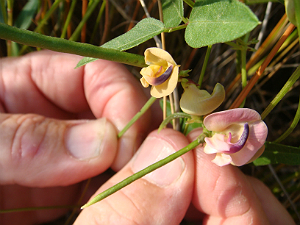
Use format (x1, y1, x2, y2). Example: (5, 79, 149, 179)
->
(0, 51, 295, 225)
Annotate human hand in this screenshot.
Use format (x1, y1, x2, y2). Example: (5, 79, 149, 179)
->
(75, 129, 295, 225)
(0, 51, 295, 225)
(0, 50, 155, 224)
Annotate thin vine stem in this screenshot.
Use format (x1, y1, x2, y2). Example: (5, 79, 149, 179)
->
(198, 45, 212, 88)
(90, 0, 106, 43)
(229, 23, 295, 109)
(81, 137, 203, 208)
(0, 204, 79, 214)
(274, 90, 300, 143)
(64, 178, 91, 225)
(6, 0, 14, 56)
(0, 22, 146, 67)
(19, 0, 63, 54)
(165, 23, 188, 33)
(158, 112, 191, 132)
(239, 33, 250, 108)
(118, 97, 157, 138)
(61, 0, 77, 39)
(69, 0, 101, 41)
(183, 0, 195, 8)
(261, 65, 300, 120)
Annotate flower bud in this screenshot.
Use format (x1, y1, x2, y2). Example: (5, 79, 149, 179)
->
(180, 83, 225, 116)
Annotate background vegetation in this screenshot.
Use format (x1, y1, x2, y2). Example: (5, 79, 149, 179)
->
(0, 0, 299, 224)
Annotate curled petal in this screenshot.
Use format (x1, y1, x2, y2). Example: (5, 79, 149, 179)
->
(180, 83, 225, 116)
(227, 123, 249, 154)
(204, 108, 261, 132)
(150, 64, 179, 98)
(142, 65, 173, 86)
(145, 47, 176, 66)
(230, 120, 268, 166)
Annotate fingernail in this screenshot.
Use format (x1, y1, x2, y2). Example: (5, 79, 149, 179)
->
(65, 118, 107, 160)
(131, 136, 185, 187)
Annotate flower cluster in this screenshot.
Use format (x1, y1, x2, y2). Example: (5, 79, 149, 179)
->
(140, 48, 268, 166)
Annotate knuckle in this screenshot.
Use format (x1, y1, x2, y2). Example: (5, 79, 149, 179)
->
(0, 114, 57, 164)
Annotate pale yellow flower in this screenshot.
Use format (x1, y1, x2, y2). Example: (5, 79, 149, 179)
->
(140, 48, 179, 98)
(180, 82, 225, 116)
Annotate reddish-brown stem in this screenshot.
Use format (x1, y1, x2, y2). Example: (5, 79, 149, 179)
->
(229, 23, 295, 109)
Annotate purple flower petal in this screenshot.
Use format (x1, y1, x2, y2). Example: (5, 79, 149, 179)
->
(226, 123, 249, 154)
(151, 65, 173, 85)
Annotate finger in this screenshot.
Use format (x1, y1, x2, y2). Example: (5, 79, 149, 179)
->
(0, 114, 117, 187)
(75, 129, 194, 225)
(0, 51, 87, 118)
(0, 51, 152, 170)
(188, 129, 270, 225)
(247, 176, 296, 225)
(83, 58, 151, 170)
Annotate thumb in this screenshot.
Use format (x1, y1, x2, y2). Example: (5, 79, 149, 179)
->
(0, 114, 117, 187)
(75, 129, 194, 225)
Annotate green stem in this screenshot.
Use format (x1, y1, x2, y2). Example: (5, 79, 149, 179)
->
(183, 0, 195, 7)
(61, 0, 77, 39)
(261, 65, 300, 120)
(0, 0, 7, 24)
(0, 204, 79, 214)
(165, 23, 187, 33)
(240, 33, 250, 107)
(198, 45, 212, 88)
(69, 0, 100, 41)
(20, 0, 63, 54)
(158, 112, 191, 132)
(118, 96, 157, 138)
(6, 0, 14, 56)
(0, 23, 146, 67)
(274, 91, 300, 143)
(36, 0, 62, 33)
(81, 137, 202, 208)
(241, 35, 249, 88)
(90, 0, 106, 43)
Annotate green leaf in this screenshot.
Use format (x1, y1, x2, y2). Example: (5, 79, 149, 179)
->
(185, 0, 260, 48)
(14, 0, 38, 29)
(253, 142, 300, 166)
(101, 17, 165, 51)
(75, 57, 97, 68)
(162, 0, 184, 28)
(76, 18, 164, 68)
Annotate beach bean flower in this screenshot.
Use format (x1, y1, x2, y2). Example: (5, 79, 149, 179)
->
(203, 108, 268, 166)
(140, 47, 179, 98)
(180, 82, 225, 116)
